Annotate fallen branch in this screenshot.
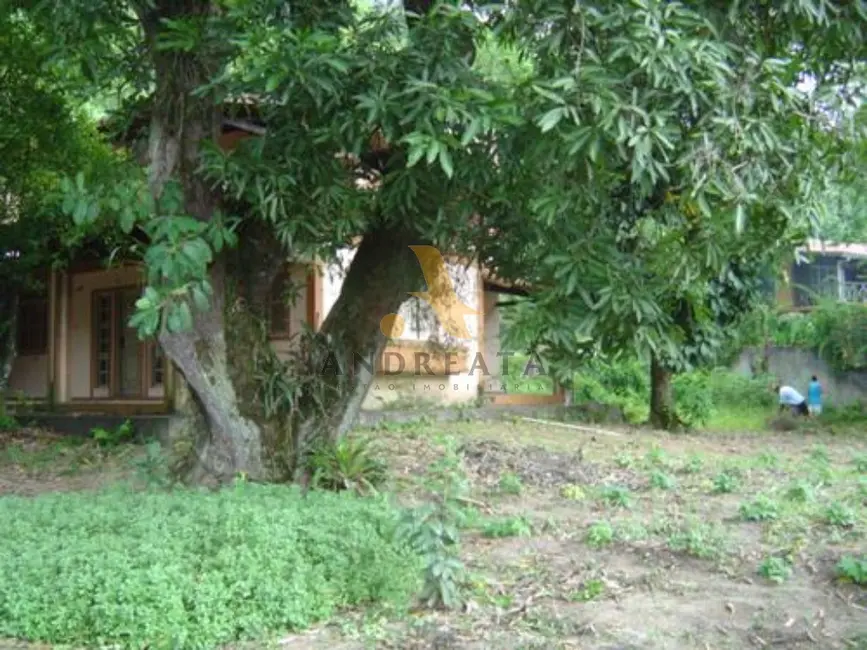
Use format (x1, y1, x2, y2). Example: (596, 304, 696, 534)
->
(518, 417, 623, 437)
(454, 495, 493, 513)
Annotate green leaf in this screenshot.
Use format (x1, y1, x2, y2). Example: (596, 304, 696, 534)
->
(735, 204, 746, 234)
(191, 285, 210, 313)
(439, 148, 454, 179)
(119, 207, 136, 234)
(72, 200, 88, 225)
(425, 140, 440, 165)
(537, 107, 566, 133)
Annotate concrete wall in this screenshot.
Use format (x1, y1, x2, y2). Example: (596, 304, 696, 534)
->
(734, 346, 867, 406)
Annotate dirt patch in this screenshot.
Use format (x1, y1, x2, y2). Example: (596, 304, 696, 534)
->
(459, 439, 642, 489)
(0, 428, 134, 496)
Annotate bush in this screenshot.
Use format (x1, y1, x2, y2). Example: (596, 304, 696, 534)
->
(672, 371, 714, 426)
(571, 359, 774, 426)
(836, 555, 867, 585)
(307, 435, 387, 493)
(572, 358, 648, 424)
(737, 300, 867, 372)
(0, 484, 420, 649)
(90, 419, 135, 446)
(0, 412, 18, 432)
(705, 369, 775, 410)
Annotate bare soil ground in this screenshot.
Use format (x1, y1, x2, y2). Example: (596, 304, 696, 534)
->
(2, 420, 867, 649)
(285, 420, 867, 650)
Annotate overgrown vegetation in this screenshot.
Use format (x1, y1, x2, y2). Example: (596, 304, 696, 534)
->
(737, 301, 867, 372)
(3, 418, 867, 648)
(0, 484, 420, 649)
(570, 358, 776, 427)
(398, 436, 472, 610)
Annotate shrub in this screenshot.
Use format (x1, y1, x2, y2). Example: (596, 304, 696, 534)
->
(739, 495, 780, 522)
(559, 484, 586, 500)
(0, 412, 18, 432)
(672, 371, 714, 426)
(667, 521, 727, 559)
(307, 436, 387, 493)
(649, 470, 677, 491)
(600, 484, 632, 508)
(824, 502, 857, 528)
(784, 480, 817, 503)
(398, 503, 465, 610)
(758, 556, 793, 584)
(90, 419, 135, 446)
(705, 369, 776, 410)
(836, 556, 867, 585)
(398, 440, 470, 610)
(585, 521, 614, 548)
(852, 453, 867, 473)
(0, 485, 420, 649)
(480, 516, 532, 538)
(712, 471, 740, 494)
(571, 358, 648, 424)
(679, 453, 705, 474)
(497, 472, 523, 496)
(569, 579, 604, 602)
(614, 451, 635, 468)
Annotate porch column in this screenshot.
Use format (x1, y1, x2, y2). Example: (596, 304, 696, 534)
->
(480, 290, 505, 398)
(306, 262, 324, 330)
(55, 271, 70, 403)
(46, 269, 57, 402)
(837, 260, 846, 301)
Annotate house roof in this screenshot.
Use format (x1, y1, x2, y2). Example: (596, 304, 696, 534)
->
(803, 238, 867, 258)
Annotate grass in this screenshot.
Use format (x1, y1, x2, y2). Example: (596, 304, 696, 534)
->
(703, 406, 768, 432)
(3, 414, 867, 649)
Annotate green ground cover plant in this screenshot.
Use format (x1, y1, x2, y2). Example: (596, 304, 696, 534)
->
(0, 484, 420, 649)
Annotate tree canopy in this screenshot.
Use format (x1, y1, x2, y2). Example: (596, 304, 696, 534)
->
(3, 0, 866, 468)
(483, 0, 867, 426)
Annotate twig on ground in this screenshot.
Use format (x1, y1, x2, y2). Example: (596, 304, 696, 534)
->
(505, 589, 546, 628)
(517, 417, 623, 437)
(454, 495, 493, 513)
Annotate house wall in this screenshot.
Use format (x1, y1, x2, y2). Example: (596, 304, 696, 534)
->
(269, 264, 311, 361)
(67, 265, 146, 400)
(482, 291, 502, 385)
(8, 354, 48, 398)
(321, 245, 487, 408)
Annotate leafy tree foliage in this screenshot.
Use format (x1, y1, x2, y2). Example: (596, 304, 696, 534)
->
(0, 10, 119, 392)
(14, 0, 531, 481)
(8, 0, 866, 467)
(486, 0, 866, 428)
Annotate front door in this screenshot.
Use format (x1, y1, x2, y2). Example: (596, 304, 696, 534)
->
(92, 287, 162, 399)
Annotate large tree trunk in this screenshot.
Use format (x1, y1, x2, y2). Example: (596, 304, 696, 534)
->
(139, 0, 266, 483)
(292, 226, 425, 470)
(649, 355, 676, 430)
(136, 0, 439, 484)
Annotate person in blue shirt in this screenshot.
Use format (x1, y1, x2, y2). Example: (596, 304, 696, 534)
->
(807, 375, 823, 416)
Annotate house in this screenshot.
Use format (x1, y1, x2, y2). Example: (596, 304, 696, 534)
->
(5, 120, 565, 417)
(775, 239, 867, 310)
